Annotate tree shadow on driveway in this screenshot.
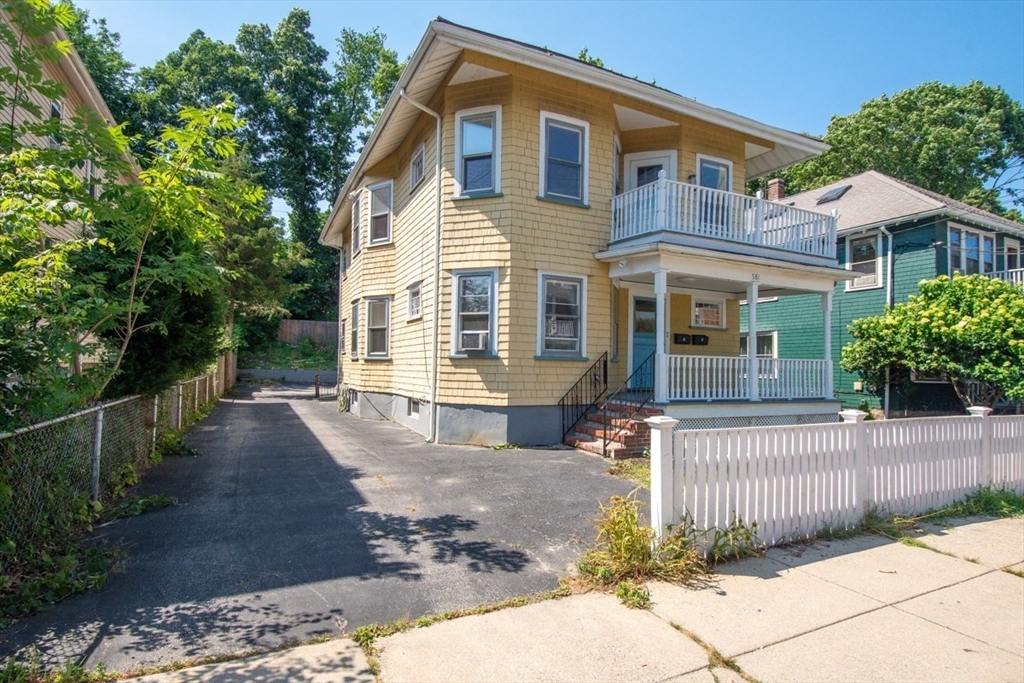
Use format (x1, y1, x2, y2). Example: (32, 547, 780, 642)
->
(0, 393, 531, 670)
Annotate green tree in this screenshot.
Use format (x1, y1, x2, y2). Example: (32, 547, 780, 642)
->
(63, 1, 140, 136)
(841, 274, 1024, 410)
(753, 83, 1024, 217)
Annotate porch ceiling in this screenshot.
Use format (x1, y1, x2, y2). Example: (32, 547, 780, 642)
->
(598, 243, 853, 296)
(613, 271, 818, 298)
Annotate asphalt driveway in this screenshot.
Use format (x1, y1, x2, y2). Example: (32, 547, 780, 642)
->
(0, 383, 636, 671)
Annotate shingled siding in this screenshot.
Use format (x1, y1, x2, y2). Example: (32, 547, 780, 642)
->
(745, 219, 950, 412)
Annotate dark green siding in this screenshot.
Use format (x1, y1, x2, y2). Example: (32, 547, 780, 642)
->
(743, 218, 969, 413)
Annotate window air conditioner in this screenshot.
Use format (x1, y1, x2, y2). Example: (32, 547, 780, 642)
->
(460, 331, 488, 351)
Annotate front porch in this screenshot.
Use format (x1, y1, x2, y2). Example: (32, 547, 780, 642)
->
(599, 236, 852, 407)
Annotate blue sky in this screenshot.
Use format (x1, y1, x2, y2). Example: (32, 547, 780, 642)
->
(75, 0, 1023, 137)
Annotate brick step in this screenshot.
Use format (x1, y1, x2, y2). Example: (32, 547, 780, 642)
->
(564, 433, 625, 458)
(574, 420, 637, 442)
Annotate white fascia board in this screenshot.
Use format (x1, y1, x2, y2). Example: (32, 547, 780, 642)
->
(431, 22, 828, 158)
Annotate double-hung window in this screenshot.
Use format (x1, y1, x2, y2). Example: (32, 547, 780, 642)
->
(949, 226, 994, 275)
(740, 332, 776, 358)
(455, 106, 500, 196)
(48, 100, 63, 149)
(540, 112, 588, 204)
(350, 301, 360, 359)
(366, 298, 390, 358)
(453, 270, 495, 354)
(351, 195, 362, 254)
(410, 144, 425, 190)
(538, 274, 585, 356)
(692, 300, 725, 329)
(1006, 239, 1021, 272)
(369, 181, 392, 245)
(847, 234, 881, 290)
(407, 282, 422, 320)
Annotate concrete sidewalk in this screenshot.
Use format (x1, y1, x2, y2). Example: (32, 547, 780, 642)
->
(134, 516, 1024, 683)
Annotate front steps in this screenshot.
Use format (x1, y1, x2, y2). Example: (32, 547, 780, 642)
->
(564, 402, 664, 459)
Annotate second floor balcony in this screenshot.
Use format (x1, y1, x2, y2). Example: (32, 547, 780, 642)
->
(610, 172, 838, 262)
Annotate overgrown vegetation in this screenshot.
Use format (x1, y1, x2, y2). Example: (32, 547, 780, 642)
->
(575, 490, 705, 605)
(237, 338, 337, 370)
(842, 274, 1024, 410)
(607, 458, 651, 489)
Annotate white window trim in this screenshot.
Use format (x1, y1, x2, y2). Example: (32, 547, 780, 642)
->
(407, 281, 422, 321)
(691, 297, 727, 330)
(911, 369, 947, 384)
(948, 223, 995, 276)
(339, 320, 347, 355)
(695, 153, 734, 192)
(351, 193, 362, 255)
(350, 300, 360, 360)
(740, 330, 778, 358)
(845, 233, 884, 291)
(367, 180, 393, 246)
(539, 110, 590, 205)
(536, 271, 588, 358)
(48, 100, 62, 149)
(454, 105, 501, 198)
(623, 150, 678, 191)
(1005, 237, 1021, 271)
(449, 269, 497, 356)
(364, 296, 391, 359)
(409, 143, 425, 191)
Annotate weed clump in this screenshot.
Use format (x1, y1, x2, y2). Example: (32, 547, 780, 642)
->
(615, 580, 651, 609)
(576, 489, 704, 588)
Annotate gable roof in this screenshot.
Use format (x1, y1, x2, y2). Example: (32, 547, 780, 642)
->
(320, 19, 829, 245)
(784, 170, 1024, 238)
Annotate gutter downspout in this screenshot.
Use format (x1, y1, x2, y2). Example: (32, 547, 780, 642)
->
(398, 87, 443, 442)
(880, 226, 894, 419)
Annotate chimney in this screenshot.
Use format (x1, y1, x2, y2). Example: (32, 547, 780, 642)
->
(767, 177, 786, 202)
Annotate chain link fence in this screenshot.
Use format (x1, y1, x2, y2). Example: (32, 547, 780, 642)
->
(0, 366, 228, 580)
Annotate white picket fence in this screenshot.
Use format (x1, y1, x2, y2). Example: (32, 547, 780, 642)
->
(647, 410, 1024, 548)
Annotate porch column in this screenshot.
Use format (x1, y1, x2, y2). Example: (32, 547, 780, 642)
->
(655, 269, 669, 403)
(747, 280, 760, 401)
(822, 290, 834, 399)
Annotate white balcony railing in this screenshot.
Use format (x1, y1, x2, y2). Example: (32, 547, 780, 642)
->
(665, 354, 829, 401)
(611, 173, 837, 260)
(991, 268, 1024, 288)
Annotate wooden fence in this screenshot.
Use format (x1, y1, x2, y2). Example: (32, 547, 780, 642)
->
(277, 319, 338, 346)
(647, 409, 1024, 550)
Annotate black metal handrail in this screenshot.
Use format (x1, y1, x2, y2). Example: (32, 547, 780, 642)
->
(601, 352, 655, 457)
(559, 352, 608, 438)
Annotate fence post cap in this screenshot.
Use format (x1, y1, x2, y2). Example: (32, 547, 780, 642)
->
(645, 416, 679, 429)
(967, 406, 993, 417)
(839, 409, 869, 423)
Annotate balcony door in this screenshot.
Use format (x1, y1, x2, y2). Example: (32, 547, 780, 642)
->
(624, 151, 676, 191)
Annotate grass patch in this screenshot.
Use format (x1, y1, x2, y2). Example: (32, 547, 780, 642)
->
(669, 623, 761, 683)
(238, 339, 336, 370)
(1003, 567, 1024, 578)
(925, 487, 1024, 521)
(607, 458, 650, 490)
(614, 580, 650, 609)
(575, 490, 705, 587)
(105, 494, 176, 521)
(898, 536, 957, 557)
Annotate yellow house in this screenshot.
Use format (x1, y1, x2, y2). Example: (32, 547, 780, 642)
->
(319, 20, 849, 449)
(1, 6, 126, 248)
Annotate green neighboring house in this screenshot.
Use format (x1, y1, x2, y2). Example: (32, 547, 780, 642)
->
(742, 171, 1024, 417)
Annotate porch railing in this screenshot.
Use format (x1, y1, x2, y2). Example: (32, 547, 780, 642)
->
(600, 351, 655, 457)
(992, 268, 1024, 288)
(559, 352, 608, 438)
(665, 355, 829, 401)
(611, 174, 837, 259)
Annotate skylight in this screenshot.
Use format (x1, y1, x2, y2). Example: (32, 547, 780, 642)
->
(817, 185, 852, 204)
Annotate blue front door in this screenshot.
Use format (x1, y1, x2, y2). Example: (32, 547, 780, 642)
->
(632, 297, 656, 389)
